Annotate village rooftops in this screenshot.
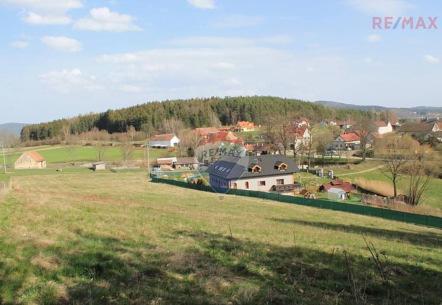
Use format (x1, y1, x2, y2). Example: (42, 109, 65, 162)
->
(208, 155, 298, 180)
(151, 134, 176, 141)
(399, 121, 440, 133)
(373, 121, 389, 127)
(195, 127, 220, 137)
(339, 132, 360, 142)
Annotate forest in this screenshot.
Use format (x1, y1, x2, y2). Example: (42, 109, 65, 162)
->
(20, 96, 370, 141)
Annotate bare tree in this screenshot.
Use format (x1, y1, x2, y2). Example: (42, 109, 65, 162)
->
(161, 118, 185, 135)
(355, 118, 376, 161)
(404, 145, 435, 205)
(178, 129, 202, 157)
(127, 125, 137, 142)
(61, 123, 71, 143)
(119, 134, 135, 165)
(376, 134, 418, 197)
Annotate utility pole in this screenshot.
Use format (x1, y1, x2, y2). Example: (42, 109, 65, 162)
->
(1, 143, 6, 174)
(146, 139, 150, 180)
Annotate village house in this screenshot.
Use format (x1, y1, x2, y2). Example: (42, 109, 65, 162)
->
(194, 127, 220, 138)
(149, 134, 180, 148)
(398, 119, 441, 138)
(154, 157, 199, 170)
(174, 157, 199, 170)
(289, 126, 310, 149)
(208, 155, 299, 193)
(14, 151, 47, 169)
(292, 118, 310, 128)
(332, 132, 361, 150)
(374, 121, 393, 135)
(200, 130, 244, 145)
(233, 121, 256, 132)
(336, 119, 355, 130)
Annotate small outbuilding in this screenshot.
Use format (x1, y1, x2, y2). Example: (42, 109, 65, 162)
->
(92, 162, 106, 171)
(14, 151, 47, 169)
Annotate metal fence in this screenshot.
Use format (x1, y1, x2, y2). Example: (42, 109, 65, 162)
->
(151, 177, 442, 229)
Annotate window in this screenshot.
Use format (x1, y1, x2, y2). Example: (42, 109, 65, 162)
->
(245, 181, 250, 189)
(277, 179, 284, 185)
(249, 165, 262, 173)
(232, 183, 237, 189)
(259, 181, 266, 186)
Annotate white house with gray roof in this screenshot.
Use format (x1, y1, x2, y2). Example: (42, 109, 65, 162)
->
(208, 155, 299, 193)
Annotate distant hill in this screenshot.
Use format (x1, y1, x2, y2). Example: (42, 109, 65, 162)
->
(20, 96, 370, 141)
(0, 123, 26, 136)
(315, 101, 442, 119)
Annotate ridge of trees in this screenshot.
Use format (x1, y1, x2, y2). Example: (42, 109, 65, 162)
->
(20, 96, 371, 142)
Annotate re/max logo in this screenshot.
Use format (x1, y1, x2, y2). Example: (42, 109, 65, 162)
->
(372, 16, 438, 30)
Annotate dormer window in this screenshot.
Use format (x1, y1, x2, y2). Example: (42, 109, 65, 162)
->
(274, 161, 287, 171)
(249, 164, 262, 173)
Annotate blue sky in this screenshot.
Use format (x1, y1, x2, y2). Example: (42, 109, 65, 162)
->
(0, 0, 441, 123)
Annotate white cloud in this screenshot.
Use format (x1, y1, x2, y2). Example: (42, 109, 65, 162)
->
(367, 34, 381, 43)
(1, 0, 82, 25)
(187, 0, 215, 9)
(40, 68, 101, 93)
(169, 35, 292, 48)
(120, 84, 143, 93)
(213, 15, 264, 28)
(23, 12, 71, 25)
(10, 40, 29, 48)
(424, 54, 440, 64)
(74, 7, 142, 32)
(0, 0, 82, 11)
(41, 36, 82, 52)
(96, 36, 346, 100)
(347, 0, 413, 16)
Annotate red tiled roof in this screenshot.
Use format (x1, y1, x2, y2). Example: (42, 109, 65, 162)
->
(151, 134, 176, 141)
(322, 180, 354, 193)
(374, 121, 388, 127)
(25, 151, 45, 162)
(236, 121, 255, 128)
(195, 127, 220, 137)
(290, 126, 308, 137)
(202, 131, 243, 145)
(339, 132, 360, 142)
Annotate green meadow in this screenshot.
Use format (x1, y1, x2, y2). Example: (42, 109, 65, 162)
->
(0, 170, 441, 305)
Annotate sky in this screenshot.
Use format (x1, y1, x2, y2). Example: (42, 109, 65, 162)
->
(0, 0, 441, 124)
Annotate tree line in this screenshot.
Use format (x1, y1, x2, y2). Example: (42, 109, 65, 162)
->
(20, 96, 370, 142)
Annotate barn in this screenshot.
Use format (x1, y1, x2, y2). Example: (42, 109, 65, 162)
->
(14, 151, 47, 169)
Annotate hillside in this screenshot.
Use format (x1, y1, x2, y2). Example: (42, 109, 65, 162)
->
(20, 96, 369, 141)
(0, 171, 441, 304)
(0, 123, 26, 136)
(315, 101, 442, 118)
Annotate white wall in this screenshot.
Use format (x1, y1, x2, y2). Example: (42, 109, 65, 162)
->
(378, 122, 393, 135)
(230, 174, 294, 192)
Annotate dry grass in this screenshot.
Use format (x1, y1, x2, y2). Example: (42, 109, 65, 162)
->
(0, 171, 441, 305)
(355, 177, 402, 197)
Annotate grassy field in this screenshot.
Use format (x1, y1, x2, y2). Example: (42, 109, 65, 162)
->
(3, 146, 175, 166)
(330, 162, 442, 210)
(0, 171, 441, 305)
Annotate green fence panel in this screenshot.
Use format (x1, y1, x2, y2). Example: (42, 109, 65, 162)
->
(151, 177, 442, 229)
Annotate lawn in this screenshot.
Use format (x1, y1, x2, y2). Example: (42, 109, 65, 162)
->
(3, 145, 175, 166)
(0, 171, 441, 305)
(334, 167, 442, 211)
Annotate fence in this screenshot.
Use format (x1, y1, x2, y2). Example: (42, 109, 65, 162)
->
(151, 177, 442, 229)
